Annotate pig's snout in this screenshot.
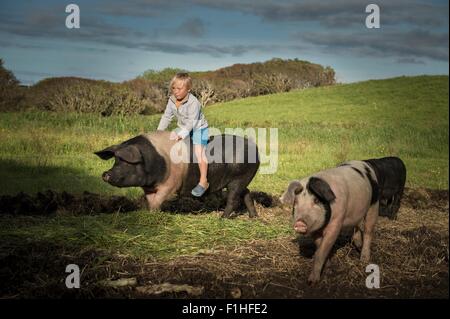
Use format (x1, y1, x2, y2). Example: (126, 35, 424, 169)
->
(102, 171, 111, 182)
(294, 219, 308, 234)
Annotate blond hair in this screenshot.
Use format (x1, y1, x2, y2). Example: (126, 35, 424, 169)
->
(169, 72, 192, 91)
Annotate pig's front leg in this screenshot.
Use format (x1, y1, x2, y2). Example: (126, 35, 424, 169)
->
(145, 192, 163, 210)
(143, 186, 172, 211)
(309, 217, 344, 285)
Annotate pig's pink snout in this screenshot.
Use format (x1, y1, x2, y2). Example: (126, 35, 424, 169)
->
(294, 220, 308, 233)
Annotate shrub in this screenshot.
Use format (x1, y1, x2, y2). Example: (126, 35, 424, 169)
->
(122, 78, 167, 114)
(0, 59, 24, 111)
(3, 58, 336, 114)
(141, 68, 187, 84)
(23, 77, 146, 116)
(137, 58, 337, 108)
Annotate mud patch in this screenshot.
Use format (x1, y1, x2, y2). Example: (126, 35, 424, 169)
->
(403, 187, 449, 211)
(0, 190, 277, 216)
(0, 190, 140, 216)
(0, 188, 447, 298)
(0, 188, 446, 217)
(1, 223, 447, 299)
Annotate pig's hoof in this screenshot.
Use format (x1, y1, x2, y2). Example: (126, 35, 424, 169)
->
(352, 239, 362, 251)
(221, 212, 231, 218)
(248, 212, 258, 218)
(307, 273, 320, 286)
(360, 253, 370, 263)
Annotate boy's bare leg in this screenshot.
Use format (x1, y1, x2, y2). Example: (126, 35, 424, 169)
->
(194, 145, 208, 187)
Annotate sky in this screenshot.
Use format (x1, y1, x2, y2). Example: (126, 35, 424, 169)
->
(0, 0, 448, 85)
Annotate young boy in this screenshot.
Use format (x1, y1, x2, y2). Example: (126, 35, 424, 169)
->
(157, 72, 209, 197)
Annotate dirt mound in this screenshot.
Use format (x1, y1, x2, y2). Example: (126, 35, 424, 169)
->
(0, 190, 277, 216)
(162, 191, 277, 215)
(0, 190, 140, 216)
(403, 187, 449, 211)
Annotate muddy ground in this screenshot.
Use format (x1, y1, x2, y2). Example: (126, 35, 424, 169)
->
(0, 188, 448, 298)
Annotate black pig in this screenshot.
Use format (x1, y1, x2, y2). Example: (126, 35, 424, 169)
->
(95, 131, 260, 218)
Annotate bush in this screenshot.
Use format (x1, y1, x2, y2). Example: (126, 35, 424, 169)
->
(0, 59, 24, 111)
(141, 68, 187, 84)
(22, 77, 146, 116)
(137, 58, 337, 108)
(2, 58, 336, 114)
(122, 78, 167, 114)
(249, 73, 294, 96)
(50, 82, 145, 116)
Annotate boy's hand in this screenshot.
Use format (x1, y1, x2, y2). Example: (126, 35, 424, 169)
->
(170, 131, 182, 141)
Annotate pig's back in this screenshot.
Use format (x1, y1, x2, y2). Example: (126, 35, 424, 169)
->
(314, 161, 377, 226)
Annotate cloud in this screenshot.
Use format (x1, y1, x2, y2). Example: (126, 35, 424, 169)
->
(95, 0, 448, 29)
(396, 58, 426, 65)
(296, 29, 449, 62)
(194, 0, 449, 28)
(0, 0, 447, 62)
(175, 18, 206, 37)
(90, 0, 183, 18)
(92, 37, 281, 57)
(0, 7, 142, 40)
(0, 5, 292, 57)
(151, 18, 207, 39)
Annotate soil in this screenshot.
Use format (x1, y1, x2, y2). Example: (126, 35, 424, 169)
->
(0, 188, 448, 298)
(0, 190, 277, 216)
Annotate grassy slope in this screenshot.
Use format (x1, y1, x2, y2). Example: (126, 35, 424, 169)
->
(208, 75, 449, 192)
(0, 75, 448, 260)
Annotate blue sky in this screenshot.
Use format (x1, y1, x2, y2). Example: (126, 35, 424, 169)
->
(0, 0, 448, 85)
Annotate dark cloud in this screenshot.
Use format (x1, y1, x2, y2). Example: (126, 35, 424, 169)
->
(96, 0, 448, 29)
(0, 4, 287, 57)
(91, 0, 183, 18)
(151, 18, 207, 39)
(396, 58, 426, 65)
(296, 29, 449, 62)
(175, 18, 206, 37)
(93, 37, 278, 57)
(0, 0, 447, 62)
(194, 0, 449, 28)
(0, 7, 142, 40)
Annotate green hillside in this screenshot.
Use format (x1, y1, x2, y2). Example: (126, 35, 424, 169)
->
(207, 75, 449, 192)
(0, 75, 448, 197)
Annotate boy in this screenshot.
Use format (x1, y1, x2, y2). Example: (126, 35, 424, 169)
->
(157, 72, 209, 197)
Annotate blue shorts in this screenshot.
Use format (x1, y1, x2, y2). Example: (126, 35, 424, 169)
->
(190, 127, 209, 145)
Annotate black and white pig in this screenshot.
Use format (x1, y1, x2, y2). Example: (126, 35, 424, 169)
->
(94, 131, 260, 218)
(280, 161, 379, 284)
(363, 157, 406, 220)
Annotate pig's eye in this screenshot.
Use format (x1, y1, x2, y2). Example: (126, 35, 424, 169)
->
(313, 197, 320, 205)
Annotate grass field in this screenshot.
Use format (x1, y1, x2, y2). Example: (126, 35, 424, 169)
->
(0, 75, 448, 298)
(0, 75, 447, 198)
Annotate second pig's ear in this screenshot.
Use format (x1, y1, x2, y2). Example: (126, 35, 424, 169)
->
(307, 177, 336, 203)
(280, 180, 303, 205)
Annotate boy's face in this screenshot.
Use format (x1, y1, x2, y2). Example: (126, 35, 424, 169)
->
(172, 80, 189, 101)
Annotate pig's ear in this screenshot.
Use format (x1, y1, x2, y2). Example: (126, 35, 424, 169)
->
(280, 180, 303, 205)
(115, 145, 143, 164)
(307, 177, 336, 203)
(94, 145, 118, 160)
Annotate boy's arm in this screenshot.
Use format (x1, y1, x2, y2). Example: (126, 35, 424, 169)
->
(177, 101, 201, 139)
(157, 102, 174, 131)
